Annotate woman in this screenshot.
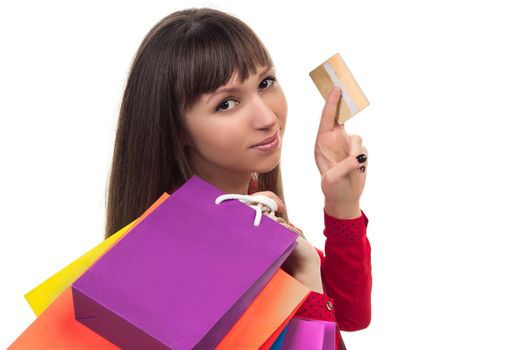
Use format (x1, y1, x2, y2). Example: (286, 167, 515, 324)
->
(105, 7, 371, 349)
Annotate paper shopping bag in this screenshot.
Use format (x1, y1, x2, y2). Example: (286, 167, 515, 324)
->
(216, 269, 309, 350)
(8, 287, 118, 349)
(280, 318, 337, 350)
(24, 193, 170, 316)
(72, 175, 299, 350)
(259, 305, 298, 350)
(269, 325, 288, 350)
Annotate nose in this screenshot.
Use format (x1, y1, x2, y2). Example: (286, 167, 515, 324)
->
(249, 94, 278, 130)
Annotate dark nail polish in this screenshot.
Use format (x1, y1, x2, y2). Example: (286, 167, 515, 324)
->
(356, 154, 367, 163)
(359, 166, 366, 172)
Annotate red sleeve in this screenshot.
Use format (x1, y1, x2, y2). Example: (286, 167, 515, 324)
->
(318, 209, 372, 331)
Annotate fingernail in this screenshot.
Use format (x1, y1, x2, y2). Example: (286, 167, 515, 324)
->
(359, 166, 366, 173)
(356, 153, 367, 163)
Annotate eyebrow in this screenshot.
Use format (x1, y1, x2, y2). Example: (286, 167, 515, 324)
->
(205, 66, 274, 104)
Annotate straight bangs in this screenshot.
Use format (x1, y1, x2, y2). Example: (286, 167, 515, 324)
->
(172, 14, 274, 111)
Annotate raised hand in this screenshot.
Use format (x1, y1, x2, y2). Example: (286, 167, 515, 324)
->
(314, 87, 368, 218)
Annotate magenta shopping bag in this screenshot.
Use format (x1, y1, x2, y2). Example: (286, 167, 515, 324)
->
(72, 175, 298, 350)
(281, 317, 336, 350)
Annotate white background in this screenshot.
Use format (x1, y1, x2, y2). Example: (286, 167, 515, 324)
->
(1, 0, 524, 348)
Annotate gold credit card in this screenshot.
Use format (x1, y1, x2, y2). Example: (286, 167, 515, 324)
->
(309, 52, 369, 124)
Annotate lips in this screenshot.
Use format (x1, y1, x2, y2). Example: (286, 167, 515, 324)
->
(251, 131, 279, 147)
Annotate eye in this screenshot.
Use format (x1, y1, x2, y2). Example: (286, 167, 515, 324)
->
(215, 76, 277, 113)
(259, 76, 277, 90)
(216, 98, 239, 112)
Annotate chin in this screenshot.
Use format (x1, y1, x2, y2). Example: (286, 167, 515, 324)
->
(255, 157, 281, 175)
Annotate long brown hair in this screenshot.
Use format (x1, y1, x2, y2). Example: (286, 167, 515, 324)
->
(105, 7, 288, 238)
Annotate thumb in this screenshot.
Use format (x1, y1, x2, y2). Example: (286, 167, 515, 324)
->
(323, 155, 363, 185)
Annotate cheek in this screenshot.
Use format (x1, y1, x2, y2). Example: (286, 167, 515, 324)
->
(192, 121, 245, 154)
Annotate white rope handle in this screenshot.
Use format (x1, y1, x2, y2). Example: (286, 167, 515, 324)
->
(215, 194, 278, 226)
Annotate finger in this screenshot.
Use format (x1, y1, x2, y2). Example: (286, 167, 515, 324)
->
(349, 138, 368, 173)
(250, 191, 286, 213)
(348, 134, 363, 157)
(317, 87, 342, 136)
(359, 145, 368, 172)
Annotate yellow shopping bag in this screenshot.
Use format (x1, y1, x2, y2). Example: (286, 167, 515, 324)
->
(24, 193, 170, 316)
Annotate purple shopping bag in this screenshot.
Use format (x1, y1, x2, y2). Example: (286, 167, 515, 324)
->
(72, 175, 298, 350)
(281, 318, 336, 350)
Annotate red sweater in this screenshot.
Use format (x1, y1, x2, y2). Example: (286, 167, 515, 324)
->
(289, 209, 372, 350)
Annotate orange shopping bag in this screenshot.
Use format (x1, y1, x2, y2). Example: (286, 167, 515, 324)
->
(216, 268, 310, 350)
(9, 287, 119, 349)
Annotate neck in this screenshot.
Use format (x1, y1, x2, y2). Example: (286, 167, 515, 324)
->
(197, 171, 252, 195)
(183, 149, 259, 195)
(189, 158, 252, 195)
